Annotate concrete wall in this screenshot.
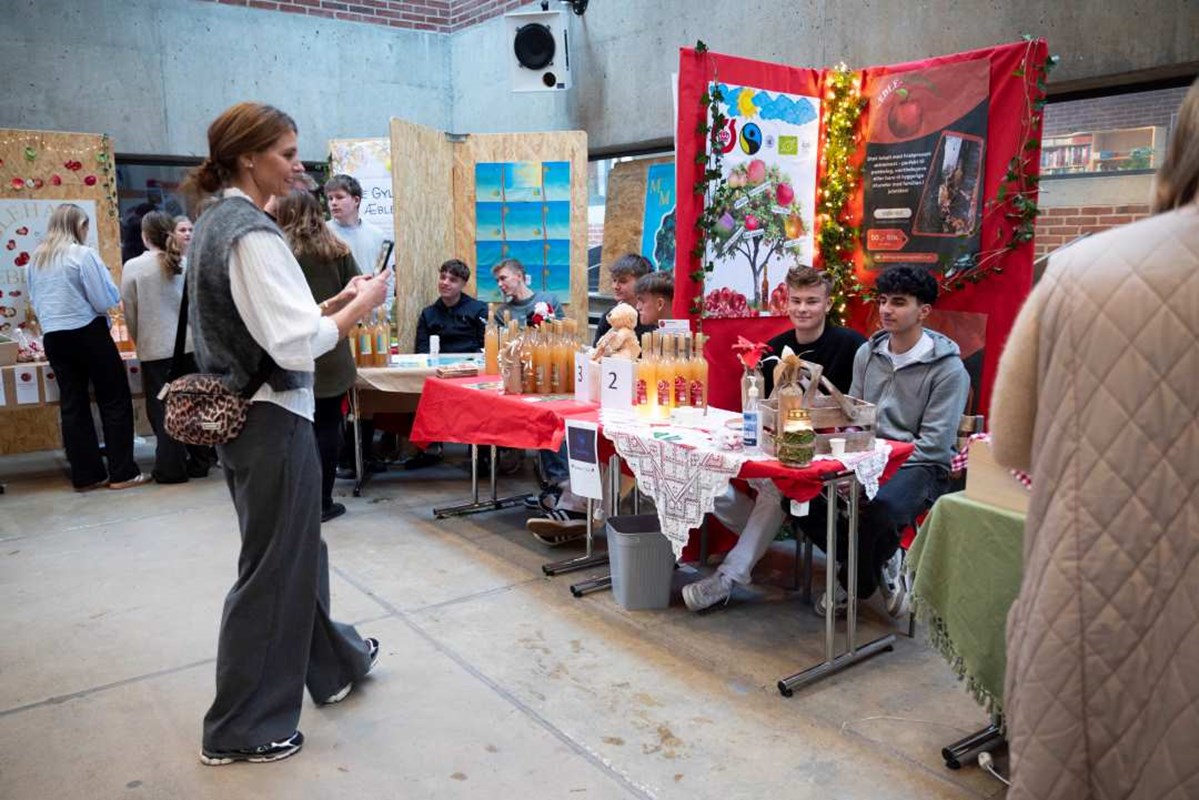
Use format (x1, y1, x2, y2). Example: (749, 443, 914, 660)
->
(453, 0, 1199, 153)
(0, 0, 450, 160)
(2, 0, 1196, 158)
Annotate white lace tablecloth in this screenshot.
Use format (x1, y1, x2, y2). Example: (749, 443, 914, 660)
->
(602, 409, 891, 559)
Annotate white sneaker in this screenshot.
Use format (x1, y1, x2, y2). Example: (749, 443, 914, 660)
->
(682, 572, 734, 612)
(878, 549, 911, 618)
(813, 584, 848, 617)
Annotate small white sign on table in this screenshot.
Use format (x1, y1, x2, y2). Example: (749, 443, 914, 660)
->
(41, 367, 59, 403)
(565, 419, 603, 500)
(600, 357, 634, 411)
(574, 351, 594, 403)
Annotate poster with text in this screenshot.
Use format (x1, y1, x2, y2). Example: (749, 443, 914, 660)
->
(863, 58, 989, 276)
(475, 161, 571, 304)
(0, 199, 99, 334)
(329, 138, 395, 243)
(641, 162, 676, 271)
(704, 83, 819, 318)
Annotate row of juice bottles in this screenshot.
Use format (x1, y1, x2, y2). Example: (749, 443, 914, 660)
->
(483, 315, 584, 395)
(350, 309, 394, 367)
(635, 331, 709, 419)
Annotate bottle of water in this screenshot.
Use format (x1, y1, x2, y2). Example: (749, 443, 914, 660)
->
(742, 378, 761, 451)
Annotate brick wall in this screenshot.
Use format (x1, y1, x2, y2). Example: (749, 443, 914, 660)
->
(197, 0, 530, 32)
(1034, 203, 1152, 259)
(1043, 86, 1186, 137)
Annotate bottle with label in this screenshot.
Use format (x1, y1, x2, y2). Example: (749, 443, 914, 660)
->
(690, 334, 709, 411)
(533, 325, 550, 394)
(520, 327, 535, 394)
(483, 306, 499, 375)
(373, 311, 389, 366)
(357, 317, 374, 367)
(742, 376, 761, 451)
(348, 319, 360, 364)
(550, 320, 565, 394)
(656, 333, 675, 418)
(635, 331, 655, 419)
(673, 334, 691, 408)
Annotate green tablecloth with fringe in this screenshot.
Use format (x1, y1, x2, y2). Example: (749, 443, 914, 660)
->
(907, 491, 1025, 715)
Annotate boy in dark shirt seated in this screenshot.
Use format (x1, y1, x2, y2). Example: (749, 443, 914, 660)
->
(684, 266, 866, 612)
(405, 259, 488, 470)
(415, 259, 488, 355)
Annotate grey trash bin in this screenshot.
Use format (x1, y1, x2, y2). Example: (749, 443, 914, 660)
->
(606, 514, 675, 610)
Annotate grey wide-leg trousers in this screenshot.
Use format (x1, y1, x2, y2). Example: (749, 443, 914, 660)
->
(202, 402, 372, 751)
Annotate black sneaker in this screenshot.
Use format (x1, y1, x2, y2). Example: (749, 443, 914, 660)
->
(321, 637, 380, 705)
(401, 450, 442, 471)
(200, 731, 304, 766)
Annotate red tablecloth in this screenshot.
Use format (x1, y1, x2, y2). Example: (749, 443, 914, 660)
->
(738, 442, 914, 504)
(410, 375, 600, 451)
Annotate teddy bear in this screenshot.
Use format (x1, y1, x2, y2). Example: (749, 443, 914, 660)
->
(591, 302, 642, 361)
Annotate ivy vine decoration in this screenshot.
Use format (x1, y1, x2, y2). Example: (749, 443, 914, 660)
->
(941, 37, 1058, 293)
(688, 39, 729, 320)
(815, 64, 867, 320)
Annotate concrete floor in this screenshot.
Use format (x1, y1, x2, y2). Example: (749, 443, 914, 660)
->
(0, 444, 1006, 799)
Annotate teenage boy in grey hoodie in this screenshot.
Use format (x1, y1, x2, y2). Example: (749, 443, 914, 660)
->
(812, 265, 970, 617)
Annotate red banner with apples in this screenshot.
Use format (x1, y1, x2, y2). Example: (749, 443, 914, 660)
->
(675, 41, 1046, 415)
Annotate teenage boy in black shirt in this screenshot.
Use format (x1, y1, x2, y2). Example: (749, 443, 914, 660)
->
(684, 266, 866, 611)
(415, 259, 488, 355)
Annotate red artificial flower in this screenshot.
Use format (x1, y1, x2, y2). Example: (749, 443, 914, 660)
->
(84, 175, 97, 186)
(11, 177, 25, 189)
(5, 241, 14, 251)
(15, 252, 30, 267)
(50, 174, 62, 185)
(31, 178, 43, 189)
(731, 335, 772, 369)
(15, 226, 27, 235)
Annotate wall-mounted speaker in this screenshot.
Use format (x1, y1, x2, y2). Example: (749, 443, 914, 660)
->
(505, 9, 572, 92)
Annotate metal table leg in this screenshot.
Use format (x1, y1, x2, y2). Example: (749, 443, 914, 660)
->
(778, 475, 896, 697)
(351, 385, 368, 497)
(544, 497, 609, 576)
(433, 444, 527, 519)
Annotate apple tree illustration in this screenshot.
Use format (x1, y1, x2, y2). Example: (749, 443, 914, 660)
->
(708, 158, 806, 309)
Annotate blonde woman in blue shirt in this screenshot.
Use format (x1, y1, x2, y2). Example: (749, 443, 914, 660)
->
(28, 203, 146, 490)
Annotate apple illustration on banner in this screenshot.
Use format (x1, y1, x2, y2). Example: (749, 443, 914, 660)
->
(888, 88, 924, 139)
(746, 159, 767, 185)
(784, 214, 804, 240)
(745, 214, 761, 231)
(775, 182, 795, 207)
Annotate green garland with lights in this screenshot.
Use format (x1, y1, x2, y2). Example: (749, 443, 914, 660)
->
(815, 64, 867, 320)
(688, 40, 727, 320)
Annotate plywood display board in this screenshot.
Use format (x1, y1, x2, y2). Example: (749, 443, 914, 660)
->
(388, 121, 589, 350)
(388, 119, 455, 356)
(0, 129, 121, 454)
(453, 131, 589, 334)
(600, 156, 674, 272)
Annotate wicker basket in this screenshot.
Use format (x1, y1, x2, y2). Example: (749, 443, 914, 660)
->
(767, 357, 876, 456)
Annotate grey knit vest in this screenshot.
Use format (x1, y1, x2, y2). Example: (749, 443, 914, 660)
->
(187, 196, 311, 395)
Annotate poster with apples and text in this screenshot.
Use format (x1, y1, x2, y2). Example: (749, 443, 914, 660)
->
(862, 58, 989, 276)
(704, 84, 819, 318)
(0, 199, 99, 334)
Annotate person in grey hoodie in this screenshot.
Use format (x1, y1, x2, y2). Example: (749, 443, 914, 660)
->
(811, 265, 970, 618)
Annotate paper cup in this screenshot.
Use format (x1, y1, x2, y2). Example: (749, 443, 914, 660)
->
(828, 437, 847, 457)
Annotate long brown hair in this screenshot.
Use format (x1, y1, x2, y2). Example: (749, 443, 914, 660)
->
(1153, 77, 1199, 213)
(141, 211, 183, 277)
(31, 204, 88, 268)
(274, 190, 350, 262)
(180, 102, 297, 205)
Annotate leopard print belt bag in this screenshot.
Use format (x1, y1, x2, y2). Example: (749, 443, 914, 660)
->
(159, 375, 253, 446)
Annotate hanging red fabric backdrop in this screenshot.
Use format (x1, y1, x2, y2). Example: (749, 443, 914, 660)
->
(675, 41, 1047, 416)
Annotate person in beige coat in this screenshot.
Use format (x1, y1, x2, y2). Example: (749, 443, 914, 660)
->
(990, 78, 1199, 799)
